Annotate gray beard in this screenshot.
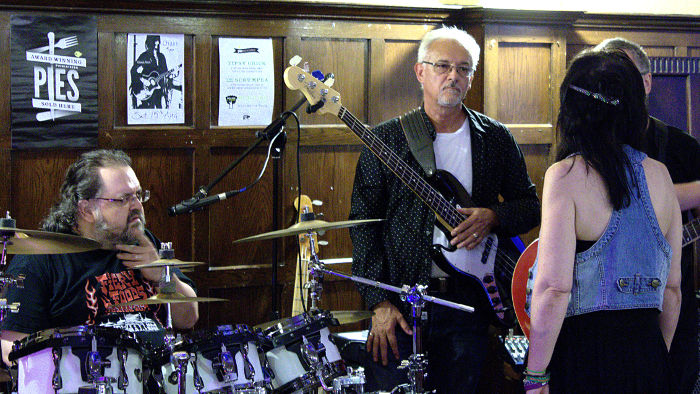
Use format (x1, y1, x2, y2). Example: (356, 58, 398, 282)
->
(94, 209, 146, 248)
(437, 84, 465, 107)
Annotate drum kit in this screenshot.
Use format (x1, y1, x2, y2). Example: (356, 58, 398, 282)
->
(0, 209, 475, 394)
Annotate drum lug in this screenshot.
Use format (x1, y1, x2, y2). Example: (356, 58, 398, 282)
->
(117, 347, 129, 390)
(239, 342, 255, 381)
(52, 347, 63, 391)
(191, 352, 204, 391)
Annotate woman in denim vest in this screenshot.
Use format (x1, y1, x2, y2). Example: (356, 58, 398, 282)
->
(524, 50, 682, 393)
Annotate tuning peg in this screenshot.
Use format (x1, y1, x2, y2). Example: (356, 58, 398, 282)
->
(289, 55, 302, 67)
(303, 62, 310, 73)
(325, 73, 335, 87)
(312, 200, 323, 206)
(318, 240, 329, 246)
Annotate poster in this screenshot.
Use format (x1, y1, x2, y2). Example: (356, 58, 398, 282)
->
(218, 38, 274, 126)
(127, 33, 184, 125)
(10, 14, 98, 149)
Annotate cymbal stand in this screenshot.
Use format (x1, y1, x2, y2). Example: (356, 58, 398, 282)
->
(0, 213, 23, 321)
(395, 284, 428, 394)
(309, 264, 474, 394)
(159, 242, 190, 394)
(301, 229, 324, 311)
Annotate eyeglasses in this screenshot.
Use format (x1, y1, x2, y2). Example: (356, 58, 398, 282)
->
(421, 61, 473, 77)
(91, 190, 150, 207)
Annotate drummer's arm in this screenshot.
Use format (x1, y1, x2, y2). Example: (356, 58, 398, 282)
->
(1, 330, 28, 366)
(168, 276, 199, 329)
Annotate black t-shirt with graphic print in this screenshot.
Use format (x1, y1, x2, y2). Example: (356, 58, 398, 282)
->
(1, 230, 196, 349)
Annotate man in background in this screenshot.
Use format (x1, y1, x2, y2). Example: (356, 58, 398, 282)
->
(596, 37, 700, 393)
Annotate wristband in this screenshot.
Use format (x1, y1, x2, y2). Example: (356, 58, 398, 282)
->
(523, 379, 549, 391)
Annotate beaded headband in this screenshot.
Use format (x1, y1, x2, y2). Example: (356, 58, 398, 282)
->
(569, 85, 620, 106)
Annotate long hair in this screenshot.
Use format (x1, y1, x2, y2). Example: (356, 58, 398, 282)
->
(41, 150, 132, 234)
(555, 50, 647, 210)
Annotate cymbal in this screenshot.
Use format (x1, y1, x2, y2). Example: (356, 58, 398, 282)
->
(132, 259, 205, 269)
(0, 227, 101, 254)
(113, 293, 227, 307)
(255, 310, 373, 330)
(234, 218, 384, 243)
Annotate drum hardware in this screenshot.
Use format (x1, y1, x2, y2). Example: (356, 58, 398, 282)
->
(52, 346, 63, 390)
(300, 335, 331, 391)
(332, 367, 365, 394)
(117, 347, 129, 390)
(170, 350, 190, 394)
(311, 263, 474, 394)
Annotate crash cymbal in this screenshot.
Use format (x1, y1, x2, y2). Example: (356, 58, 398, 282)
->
(255, 310, 373, 330)
(329, 310, 374, 325)
(132, 259, 205, 269)
(0, 227, 101, 254)
(114, 292, 226, 307)
(234, 218, 384, 243)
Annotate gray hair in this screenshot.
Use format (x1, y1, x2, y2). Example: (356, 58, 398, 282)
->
(41, 149, 132, 234)
(594, 37, 651, 75)
(417, 25, 480, 72)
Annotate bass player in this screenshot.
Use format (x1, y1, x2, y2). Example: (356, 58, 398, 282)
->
(349, 25, 540, 393)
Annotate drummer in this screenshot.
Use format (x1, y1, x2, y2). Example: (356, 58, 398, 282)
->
(0, 149, 198, 365)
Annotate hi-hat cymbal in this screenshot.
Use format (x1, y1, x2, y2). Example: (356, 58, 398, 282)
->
(0, 227, 101, 254)
(234, 219, 384, 243)
(114, 292, 227, 307)
(255, 310, 374, 330)
(132, 259, 205, 269)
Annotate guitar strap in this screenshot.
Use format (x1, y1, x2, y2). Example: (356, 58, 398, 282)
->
(399, 108, 437, 177)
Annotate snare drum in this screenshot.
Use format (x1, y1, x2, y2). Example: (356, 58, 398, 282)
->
(9, 325, 145, 393)
(262, 312, 346, 393)
(153, 324, 269, 393)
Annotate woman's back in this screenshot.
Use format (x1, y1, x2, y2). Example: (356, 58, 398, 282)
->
(553, 151, 679, 244)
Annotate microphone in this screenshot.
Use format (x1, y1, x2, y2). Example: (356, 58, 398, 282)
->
(167, 191, 237, 216)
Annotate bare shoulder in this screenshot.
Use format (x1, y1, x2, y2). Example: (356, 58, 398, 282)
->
(641, 157, 674, 190)
(545, 156, 586, 192)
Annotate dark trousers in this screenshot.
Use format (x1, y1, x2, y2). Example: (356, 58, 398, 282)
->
(360, 283, 489, 393)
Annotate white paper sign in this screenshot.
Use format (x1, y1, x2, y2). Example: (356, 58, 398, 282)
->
(127, 33, 184, 125)
(218, 38, 274, 126)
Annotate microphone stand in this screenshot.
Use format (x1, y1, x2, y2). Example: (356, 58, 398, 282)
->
(168, 95, 309, 321)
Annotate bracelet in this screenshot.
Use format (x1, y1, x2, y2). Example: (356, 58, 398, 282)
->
(523, 379, 549, 391)
(525, 367, 547, 376)
(523, 370, 550, 391)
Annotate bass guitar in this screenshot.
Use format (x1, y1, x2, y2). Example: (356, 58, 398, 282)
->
(512, 216, 700, 338)
(283, 59, 522, 327)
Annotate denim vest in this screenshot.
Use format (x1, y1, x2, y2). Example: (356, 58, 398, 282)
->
(526, 146, 671, 317)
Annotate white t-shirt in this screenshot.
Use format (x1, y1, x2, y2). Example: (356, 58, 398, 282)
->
(431, 118, 472, 277)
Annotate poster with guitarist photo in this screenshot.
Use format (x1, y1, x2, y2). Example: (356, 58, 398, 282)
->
(126, 33, 184, 125)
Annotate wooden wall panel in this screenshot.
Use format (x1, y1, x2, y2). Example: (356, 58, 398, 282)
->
(380, 40, 422, 122)
(296, 38, 369, 125)
(10, 150, 78, 230)
(496, 43, 552, 124)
